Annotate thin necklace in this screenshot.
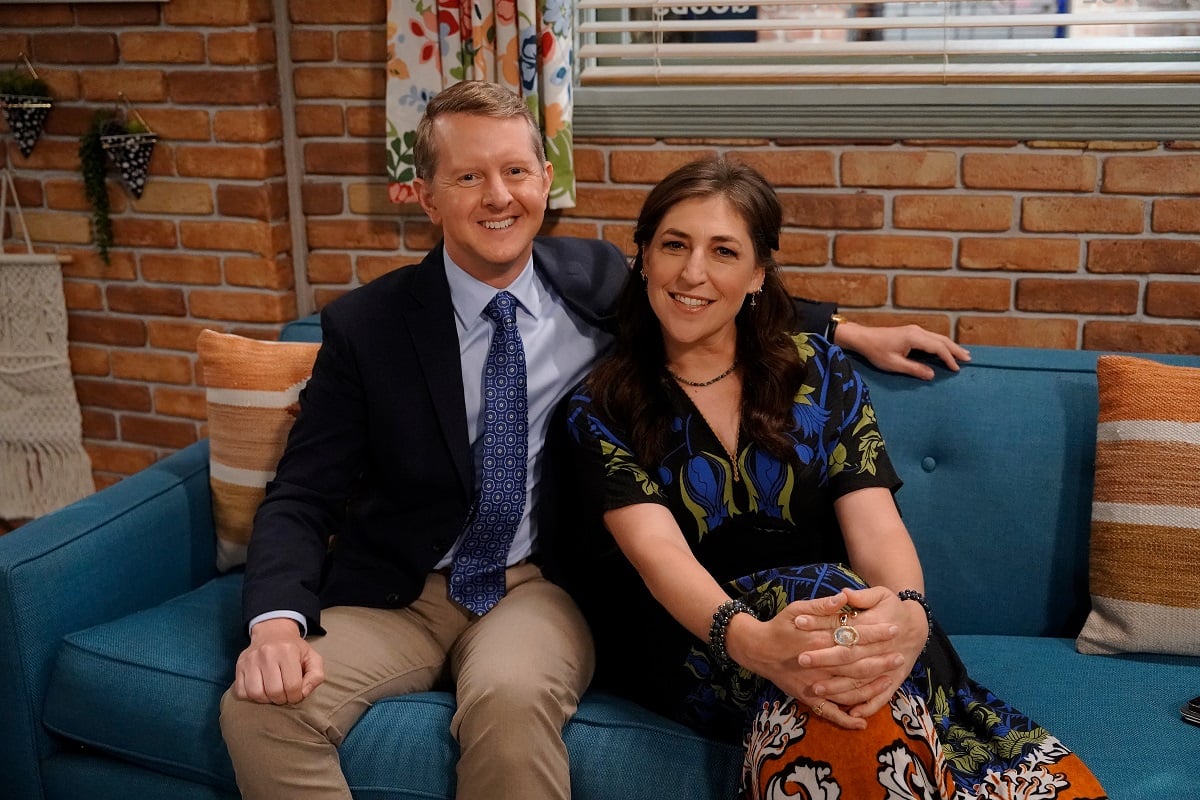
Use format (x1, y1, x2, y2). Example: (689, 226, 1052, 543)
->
(665, 362, 738, 388)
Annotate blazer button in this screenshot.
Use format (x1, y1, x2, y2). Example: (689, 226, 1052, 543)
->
(385, 593, 401, 605)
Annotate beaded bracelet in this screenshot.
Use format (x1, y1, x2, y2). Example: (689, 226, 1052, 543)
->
(708, 599, 757, 670)
(898, 589, 933, 654)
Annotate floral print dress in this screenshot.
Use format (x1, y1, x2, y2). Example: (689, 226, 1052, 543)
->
(563, 334, 1106, 800)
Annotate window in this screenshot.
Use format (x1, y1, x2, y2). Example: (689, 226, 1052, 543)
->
(573, 1, 1200, 138)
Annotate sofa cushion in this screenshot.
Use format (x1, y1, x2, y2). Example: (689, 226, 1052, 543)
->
(196, 329, 319, 571)
(1076, 355, 1200, 657)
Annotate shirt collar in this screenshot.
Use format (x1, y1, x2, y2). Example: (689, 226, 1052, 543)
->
(444, 251, 541, 329)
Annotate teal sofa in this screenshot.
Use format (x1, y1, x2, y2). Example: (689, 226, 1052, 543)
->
(2, 314, 1198, 800)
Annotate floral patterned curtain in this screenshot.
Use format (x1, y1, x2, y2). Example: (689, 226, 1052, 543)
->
(385, 0, 575, 209)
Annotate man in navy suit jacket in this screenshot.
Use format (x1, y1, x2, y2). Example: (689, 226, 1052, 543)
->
(220, 81, 968, 800)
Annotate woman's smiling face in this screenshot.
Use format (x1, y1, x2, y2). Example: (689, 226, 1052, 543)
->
(642, 194, 765, 358)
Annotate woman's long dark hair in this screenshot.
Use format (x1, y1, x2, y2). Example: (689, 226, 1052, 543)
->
(587, 158, 805, 466)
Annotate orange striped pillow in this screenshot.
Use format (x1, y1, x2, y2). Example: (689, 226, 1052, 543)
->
(197, 330, 320, 572)
(1076, 355, 1200, 656)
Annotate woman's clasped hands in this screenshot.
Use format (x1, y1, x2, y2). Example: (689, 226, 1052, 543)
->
(725, 586, 928, 731)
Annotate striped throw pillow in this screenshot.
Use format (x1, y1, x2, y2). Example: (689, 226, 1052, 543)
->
(197, 329, 320, 572)
(1076, 355, 1200, 656)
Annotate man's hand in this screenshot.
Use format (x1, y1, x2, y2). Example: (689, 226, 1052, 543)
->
(835, 321, 970, 381)
(235, 617, 325, 705)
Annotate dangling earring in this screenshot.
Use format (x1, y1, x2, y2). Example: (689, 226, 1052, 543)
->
(749, 288, 761, 308)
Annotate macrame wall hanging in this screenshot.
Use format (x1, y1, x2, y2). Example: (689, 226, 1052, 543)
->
(0, 168, 94, 519)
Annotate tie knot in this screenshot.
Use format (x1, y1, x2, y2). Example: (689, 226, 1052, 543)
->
(485, 291, 518, 327)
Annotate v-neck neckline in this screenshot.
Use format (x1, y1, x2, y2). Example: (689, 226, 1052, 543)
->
(667, 379, 744, 482)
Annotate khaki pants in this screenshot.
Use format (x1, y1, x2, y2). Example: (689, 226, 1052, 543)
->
(220, 563, 594, 800)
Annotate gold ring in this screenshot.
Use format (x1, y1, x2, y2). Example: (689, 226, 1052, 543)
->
(833, 610, 860, 647)
(813, 701, 826, 717)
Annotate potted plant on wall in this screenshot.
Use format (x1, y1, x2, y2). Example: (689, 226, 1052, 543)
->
(0, 56, 53, 159)
(78, 100, 157, 264)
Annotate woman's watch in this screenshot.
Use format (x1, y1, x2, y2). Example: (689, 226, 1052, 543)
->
(827, 313, 846, 341)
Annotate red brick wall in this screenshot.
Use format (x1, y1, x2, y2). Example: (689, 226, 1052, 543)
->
(1, 0, 1198, 490)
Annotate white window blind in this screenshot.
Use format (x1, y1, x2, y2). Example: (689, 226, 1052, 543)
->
(577, 0, 1200, 84)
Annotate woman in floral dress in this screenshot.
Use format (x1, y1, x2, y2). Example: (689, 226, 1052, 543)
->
(558, 158, 1106, 799)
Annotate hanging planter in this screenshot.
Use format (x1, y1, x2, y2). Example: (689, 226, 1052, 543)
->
(100, 95, 155, 199)
(0, 56, 52, 159)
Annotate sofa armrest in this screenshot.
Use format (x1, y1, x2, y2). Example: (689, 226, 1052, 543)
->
(0, 440, 218, 800)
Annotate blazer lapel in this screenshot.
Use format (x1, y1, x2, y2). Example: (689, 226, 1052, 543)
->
(403, 248, 474, 494)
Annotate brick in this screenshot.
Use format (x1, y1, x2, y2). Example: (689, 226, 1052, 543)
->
(67, 314, 147, 347)
(894, 194, 1012, 232)
(1021, 197, 1143, 234)
(111, 350, 193, 384)
(217, 182, 288, 220)
(304, 141, 386, 176)
(1083, 321, 1200, 355)
(295, 104, 343, 136)
(337, 29, 386, 62)
(68, 344, 110, 376)
(46, 179, 125, 213)
(208, 29, 277, 66)
(894, 276, 1011, 311)
(75, 378, 152, 412)
(961, 154, 1097, 192)
(841, 151, 956, 189)
(1016, 278, 1139, 315)
(303, 182, 344, 215)
(213, 108, 282, 143)
(313, 288, 351, 309)
(179, 220, 276, 256)
(63, 281, 104, 310)
(1086, 141, 1158, 152)
(307, 252, 352, 284)
(609, 150, 716, 184)
(293, 67, 384, 99)
(84, 442, 157, 475)
(957, 316, 1077, 349)
(346, 182, 392, 215)
(33, 32, 118, 64)
(106, 285, 187, 316)
(959, 237, 1080, 272)
(292, 30, 335, 61)
(10, 175, 43, 207)
(564, 187, 646, 221)
(779, 193, 884, 230)
(826, 310, 953, 336)
(131, 181, 214, 215)
(225, 256, 294, 289)
(79, 69, 166, 103)
(776, 233, 829, 267)
(140, 253, 222, 285)
(132, 108, 210, 142)
(188, 290, 297, 323)
(1103, 155, 1200, 195)
(1145, 282, 1200, 320)
(573, 148, 606, 183)
(307, 219, 400, 250)
(40, 105, 95, 138)
(119, 31, 206, 63)
(76, 4, 161, 25)
(20, 211, 93, 245)
(154, 387, 208, 421)
(10, 139, 82, 171)
(0, 6, 72, 25)
(1088, 239, 1200, 274)
(112, 218, 178, 249)
(356, 256, 411, 283)
(177, 145, 285, 179)
(119, 414, 198, 449)
(164, 0, 273, 26)
(727, 151, 836, 188)
(147, 319, 217, 351)
(833, 234, 954, 269)
(290, 0, 387, 24)
(541, 219, 601, 241)
(403, 220, 441, 252)
(1152, 199, 1200, 233)
(346, 106, 386, 138)
(39, 69, 80, 101)
(168, 69, 278, 106)
(81, 409, 117, 440)
(0, 34, 29, 62)
(61, 249, 137, 281)
(779, 272, 889, 307)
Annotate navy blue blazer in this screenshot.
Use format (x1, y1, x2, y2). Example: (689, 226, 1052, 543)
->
(242, 237, 630, 633)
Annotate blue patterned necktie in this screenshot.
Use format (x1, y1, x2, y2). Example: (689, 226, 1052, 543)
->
(449, 291, 529, 615)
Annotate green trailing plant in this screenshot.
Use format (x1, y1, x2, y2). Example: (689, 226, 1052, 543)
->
(0, 68, 50, 98)
(79, 109, 120, 264)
